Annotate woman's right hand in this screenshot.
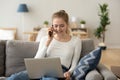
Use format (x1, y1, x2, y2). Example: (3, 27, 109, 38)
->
(46, 27, 54, 47)
(47, 27, 54, 40)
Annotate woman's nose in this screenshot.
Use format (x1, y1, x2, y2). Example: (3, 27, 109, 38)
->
(57, 26, 61, 31)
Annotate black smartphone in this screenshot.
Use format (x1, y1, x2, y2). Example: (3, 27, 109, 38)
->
(48, 31, 53, 37)
(48, 26, 54, 37)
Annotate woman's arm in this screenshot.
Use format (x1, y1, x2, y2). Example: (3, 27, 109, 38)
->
(68, 37, 82, 74)
(34, 27, 53, 58)
(34, 36, 48, 58)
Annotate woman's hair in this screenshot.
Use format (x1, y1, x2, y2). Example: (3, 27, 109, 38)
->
(52, 10, 71, 34)
(52, 10, 69, 25)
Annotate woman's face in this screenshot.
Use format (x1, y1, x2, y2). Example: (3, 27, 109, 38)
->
(52, 17, 68, 35)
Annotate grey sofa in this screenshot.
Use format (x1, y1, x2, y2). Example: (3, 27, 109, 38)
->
(0, 39, 117, 80)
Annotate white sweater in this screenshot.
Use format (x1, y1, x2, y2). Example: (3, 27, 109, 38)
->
(35, 36, 82, 73)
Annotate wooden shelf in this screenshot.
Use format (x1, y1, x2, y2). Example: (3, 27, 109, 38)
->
(24, 27, 88, 41)
(23, 31, 38, 41)
(71, 28, 87, 32)
(71, 28, 88, 39)
(23, 31, 38, 34)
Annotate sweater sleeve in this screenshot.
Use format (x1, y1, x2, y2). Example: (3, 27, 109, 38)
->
(34, 37, 48, 58)
(68, 37, 82, 74)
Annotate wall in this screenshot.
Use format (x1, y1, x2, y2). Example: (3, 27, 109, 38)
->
(0, 0, 120, 48)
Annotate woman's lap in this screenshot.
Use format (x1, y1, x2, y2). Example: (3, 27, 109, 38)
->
(7, 65, 68, 80)
(7, 71, 58, 80)
(7, 71, 29, 80)
(41, 77, 58, 80)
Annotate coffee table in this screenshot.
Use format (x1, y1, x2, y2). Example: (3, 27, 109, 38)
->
(111, 66, 120, 79)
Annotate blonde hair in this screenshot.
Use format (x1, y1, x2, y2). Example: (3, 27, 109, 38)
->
(52, 10, 71, 35)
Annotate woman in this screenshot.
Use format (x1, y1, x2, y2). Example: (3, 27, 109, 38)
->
(7, 10, 82, 80)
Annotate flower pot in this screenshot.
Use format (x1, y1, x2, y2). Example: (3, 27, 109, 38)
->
(81, 24, 85, 28)
(98, 42, 107, 50)
(44, 24, 48, 27)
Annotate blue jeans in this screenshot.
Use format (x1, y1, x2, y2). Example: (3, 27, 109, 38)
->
(7, 65, 68, 80)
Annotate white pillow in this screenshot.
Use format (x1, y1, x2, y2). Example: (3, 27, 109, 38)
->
(35, 28, 48, 42)
(0, 30, 15, 40)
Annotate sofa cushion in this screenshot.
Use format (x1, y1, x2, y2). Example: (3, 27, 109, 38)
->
(72, 48, 101, 80)
(80, 39, 95, 58)
(0, 40, 6, 76)
(5, 40, 39, 76)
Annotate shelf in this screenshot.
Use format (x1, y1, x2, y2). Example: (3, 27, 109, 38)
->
(71, 28, 88, 39)
(23, 31, 38, 41)
(71, 28, 87, 32)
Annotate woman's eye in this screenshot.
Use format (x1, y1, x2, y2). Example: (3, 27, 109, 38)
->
(52, 24, 64, 28)
(52, 24, 58, 28)
(59, 24, 64, 27)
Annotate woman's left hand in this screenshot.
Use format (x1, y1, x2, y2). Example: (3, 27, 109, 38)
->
(64, 71, 71, 80)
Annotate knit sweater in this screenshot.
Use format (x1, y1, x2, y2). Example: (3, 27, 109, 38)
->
(35, 36, 82, 73)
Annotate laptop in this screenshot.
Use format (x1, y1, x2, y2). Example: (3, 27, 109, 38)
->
(24, 57, 64, 79)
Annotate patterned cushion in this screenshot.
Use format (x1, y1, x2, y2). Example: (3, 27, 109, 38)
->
(72, 48, 101, 80)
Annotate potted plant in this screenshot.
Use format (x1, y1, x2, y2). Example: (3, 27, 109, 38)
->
(94, 3, 110, 50)
(80, 20, 86, 28)
(43, 21, 49, 27)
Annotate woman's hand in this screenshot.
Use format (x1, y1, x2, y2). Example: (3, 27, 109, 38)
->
(46, 27, 54, 47)
(48, 27, 54, 39)
(64, 71, 71, 80)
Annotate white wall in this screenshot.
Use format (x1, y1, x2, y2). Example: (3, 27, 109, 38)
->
(0, 0, 120, 48)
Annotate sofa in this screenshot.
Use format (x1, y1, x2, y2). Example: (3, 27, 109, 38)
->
(0, 39, 117, 80)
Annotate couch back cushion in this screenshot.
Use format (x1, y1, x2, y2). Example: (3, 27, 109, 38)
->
(5, 40, 39, 76)
(81, 39, 95, 58)
(5, 39, 94, 77)
(0, 40, 6, 76)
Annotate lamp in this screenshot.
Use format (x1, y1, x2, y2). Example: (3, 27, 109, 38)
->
(17, 4, 29, 12)
(17, 3, 29, 40)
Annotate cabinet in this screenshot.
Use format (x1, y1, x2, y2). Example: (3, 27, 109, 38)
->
(71, 28, 88, 39)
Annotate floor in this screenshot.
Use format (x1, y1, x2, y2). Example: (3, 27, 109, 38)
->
(100, 48, 120, 70)
(100, 48, 120, 80)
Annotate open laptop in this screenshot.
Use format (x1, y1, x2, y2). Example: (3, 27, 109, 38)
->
(24, 57, 64, 79)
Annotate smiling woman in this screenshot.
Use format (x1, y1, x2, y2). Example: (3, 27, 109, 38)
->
(7, 10, 82, 80)
(0, 27, 17, 40)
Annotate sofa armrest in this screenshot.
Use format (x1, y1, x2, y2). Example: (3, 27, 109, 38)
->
(0, 40, 7, 76)
(97, 63, 117, 80)
(85, 69, 103, 80)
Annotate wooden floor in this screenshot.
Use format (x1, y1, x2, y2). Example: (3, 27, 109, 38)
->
(100, 48, 120, 70)
(100, 49, 120, 80)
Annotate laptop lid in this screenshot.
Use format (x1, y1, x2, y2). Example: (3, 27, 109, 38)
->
(24, 57, 64, 79)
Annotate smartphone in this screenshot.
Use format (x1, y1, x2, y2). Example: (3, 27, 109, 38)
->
(48, 31, 53, 37)
(48, 26, 53, 37)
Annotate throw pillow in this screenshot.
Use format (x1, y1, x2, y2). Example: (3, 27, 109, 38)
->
(72, 47, 102, 80)
(0, 30, 15, 40)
